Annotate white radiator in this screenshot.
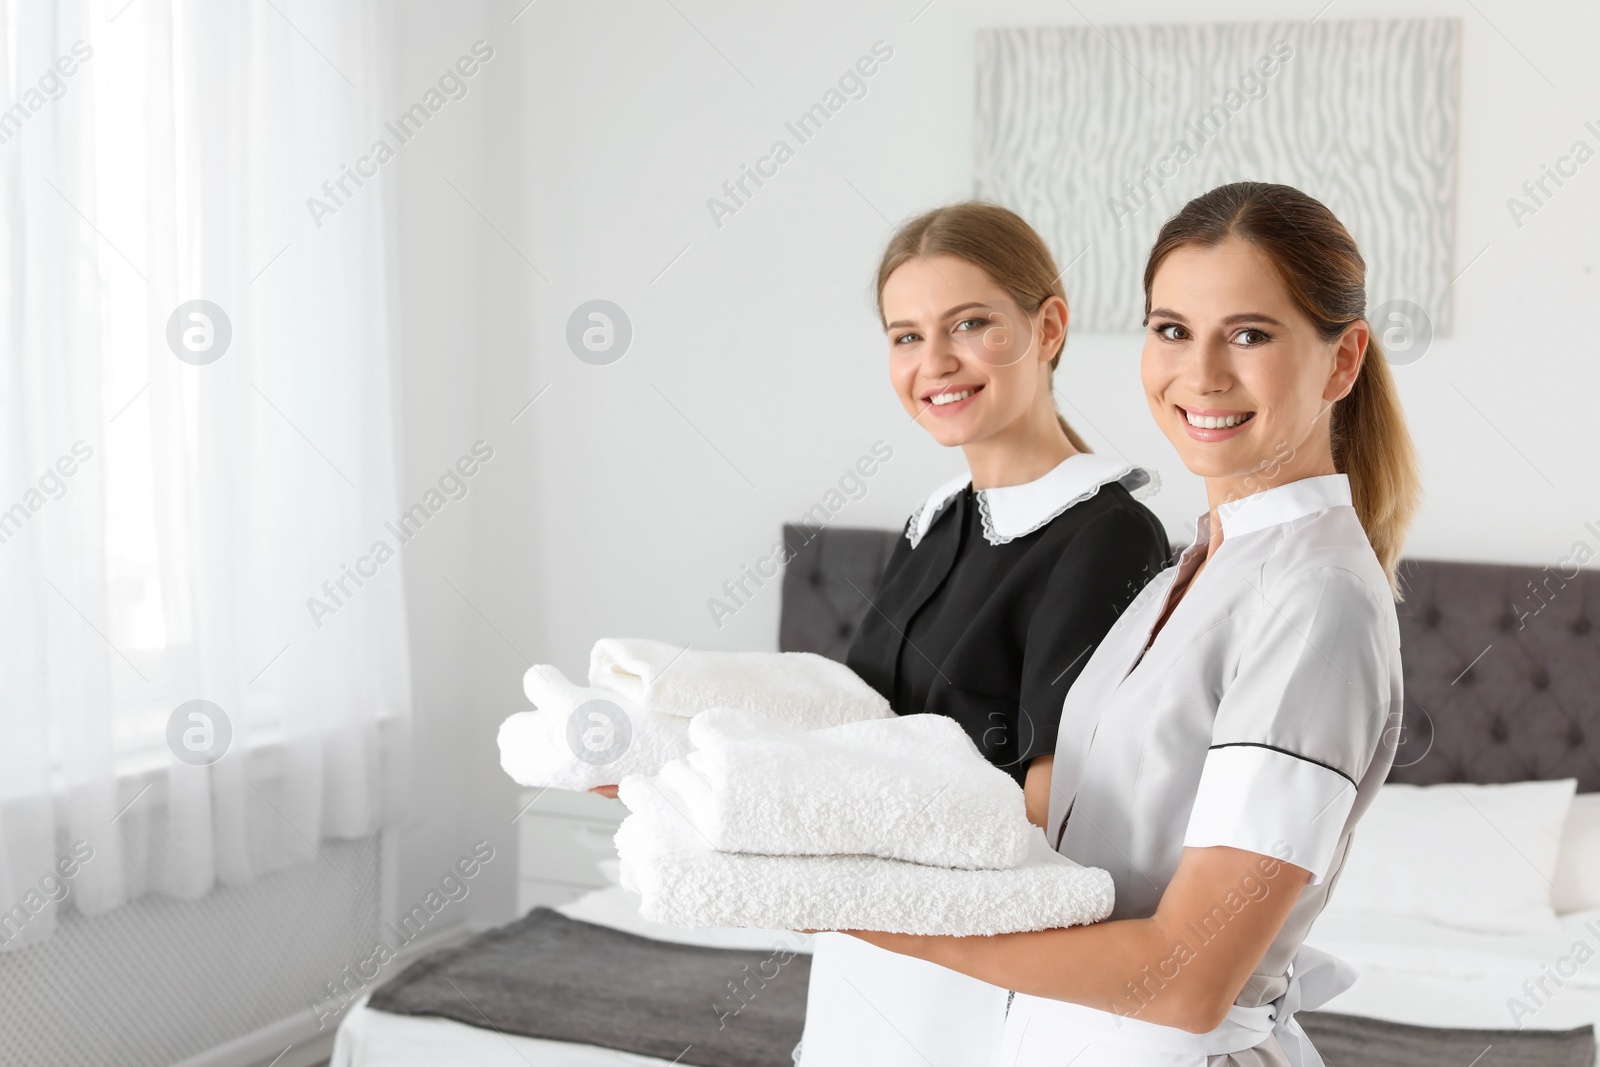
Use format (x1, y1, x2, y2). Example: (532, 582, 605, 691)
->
(0, 837, 382, 1067)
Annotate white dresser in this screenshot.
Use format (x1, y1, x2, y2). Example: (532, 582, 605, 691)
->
(515, 788, 628, 912)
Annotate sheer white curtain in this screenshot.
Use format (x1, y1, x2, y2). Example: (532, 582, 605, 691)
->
(1, 0, 410, 949)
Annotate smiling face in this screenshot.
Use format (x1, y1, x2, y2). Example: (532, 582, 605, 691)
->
(881, 254, 1065, 448)
(1141, 236, 1367, 507)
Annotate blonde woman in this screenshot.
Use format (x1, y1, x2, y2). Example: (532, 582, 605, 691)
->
(846, 183, 1420, 1067)
(799, 204, 1171, 1064)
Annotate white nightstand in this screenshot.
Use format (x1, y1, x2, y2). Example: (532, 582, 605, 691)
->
(515, 788, 627, 913)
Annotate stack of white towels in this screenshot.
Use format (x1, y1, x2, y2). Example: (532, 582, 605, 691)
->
(498, 637, 893, 791)
(496, 639, 1114, 937)
(619, 709, 1114, 936)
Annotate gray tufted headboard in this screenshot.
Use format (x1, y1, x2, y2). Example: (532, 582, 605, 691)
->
(1385, 559, 1600, 792)
(778, 525, 1600, 793)
(777, 524, 902, 663)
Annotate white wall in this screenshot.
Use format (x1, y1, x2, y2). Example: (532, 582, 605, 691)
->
(395, 0, 1600, 924)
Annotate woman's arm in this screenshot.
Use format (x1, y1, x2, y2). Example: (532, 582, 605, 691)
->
(849, 844, 1309, 1034)
(1022, 756, 1052, 828)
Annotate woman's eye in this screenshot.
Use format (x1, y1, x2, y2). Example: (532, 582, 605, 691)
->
(1233, 328, 1271, 346)
(953, 317, 988, 333)
(892, 332, 920, 346)
(1154, 322, 1187, 341)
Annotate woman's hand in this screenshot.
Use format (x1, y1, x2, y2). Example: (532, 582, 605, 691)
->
(849, 844, 1310, 1034)
(589, 785, 619, 799)
(1023, 756, 1053, 829)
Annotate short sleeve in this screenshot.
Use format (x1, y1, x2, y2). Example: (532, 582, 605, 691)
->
(1015, 501, 1171, 768)
(1182, 566, 1395, 882)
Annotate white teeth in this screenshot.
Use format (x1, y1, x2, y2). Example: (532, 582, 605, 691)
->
(1185, 410, 1251, 429)
(930, 389, 974, 406)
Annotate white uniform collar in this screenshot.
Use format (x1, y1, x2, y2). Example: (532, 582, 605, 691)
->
(906, 453, 1156, 548)
(1213, 473, 1353, 540)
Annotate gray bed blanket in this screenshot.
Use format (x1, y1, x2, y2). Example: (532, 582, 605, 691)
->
(1299, 1011, 1595, 1067)
(366, 907, 809, 1067)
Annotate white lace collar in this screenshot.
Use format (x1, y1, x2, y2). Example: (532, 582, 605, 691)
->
(905, 453, 1158, 548)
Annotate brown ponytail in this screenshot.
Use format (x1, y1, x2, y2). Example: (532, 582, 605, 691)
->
(1330, 338, 1419, 593)
(1143, 182, 1421, 596)
(876, 201, 1090, 454)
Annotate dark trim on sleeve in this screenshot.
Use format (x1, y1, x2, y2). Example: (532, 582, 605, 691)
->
(1206, 741, 1357, 788)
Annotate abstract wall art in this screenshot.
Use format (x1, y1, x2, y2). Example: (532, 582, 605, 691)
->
(975, 19, 1460, 333)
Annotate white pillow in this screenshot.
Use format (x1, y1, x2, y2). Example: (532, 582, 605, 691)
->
(1326, 778, 1577, 933)
(1554, 792, 1600, 915)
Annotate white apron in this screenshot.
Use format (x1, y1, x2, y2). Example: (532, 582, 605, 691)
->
(799, 932, 1008, 1067)
(993, 945, 1356, 1067)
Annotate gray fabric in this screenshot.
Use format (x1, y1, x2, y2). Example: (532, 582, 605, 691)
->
(778, 524, 899, 662)
(367, 907, 810, 1067)
(1388, 558, 1600, 792)
(1298, 1010, 1595, 1067)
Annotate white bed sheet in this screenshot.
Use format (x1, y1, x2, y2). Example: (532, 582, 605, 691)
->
(332, 891, 1600, 1067)
(1306, 907, 1600, 1066)
(329, 886, 812, 1067)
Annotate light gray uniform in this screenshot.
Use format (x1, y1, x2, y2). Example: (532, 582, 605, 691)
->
(1004, 474, 1403, 1066)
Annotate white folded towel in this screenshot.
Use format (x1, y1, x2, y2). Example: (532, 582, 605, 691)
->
(497, 666, 692, 791)
(655, 709, 1033, 870)
(587, 638, 891, 727)
(615, 776, 1114, 936)
(522, 662, 622, 714)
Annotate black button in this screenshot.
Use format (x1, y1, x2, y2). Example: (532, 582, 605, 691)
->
(1532, 669, 1550, 690)
(1576, 618, 1593, 635)
(1500, 613, 1517, 631)
(1490, 720, 1509, 742)
(1424, 607, 1442, 627)
(836, 622, 851, 639)
(1457, 668, 1474, 685)
(1569, 727, 1586, 747)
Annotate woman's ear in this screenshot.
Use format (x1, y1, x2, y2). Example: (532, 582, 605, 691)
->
(1037, 295, 1069, 366)
(1325, 319, 1368, 403)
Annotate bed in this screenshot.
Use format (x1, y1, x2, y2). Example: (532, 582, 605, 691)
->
(332, 530, 1600, 1066)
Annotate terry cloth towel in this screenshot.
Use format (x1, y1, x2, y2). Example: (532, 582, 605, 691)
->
(614, 776, 1115, 936)
(498, 666, 691, 791)
(655, 708, 1034, 870)
(588, 638, 892, 727)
